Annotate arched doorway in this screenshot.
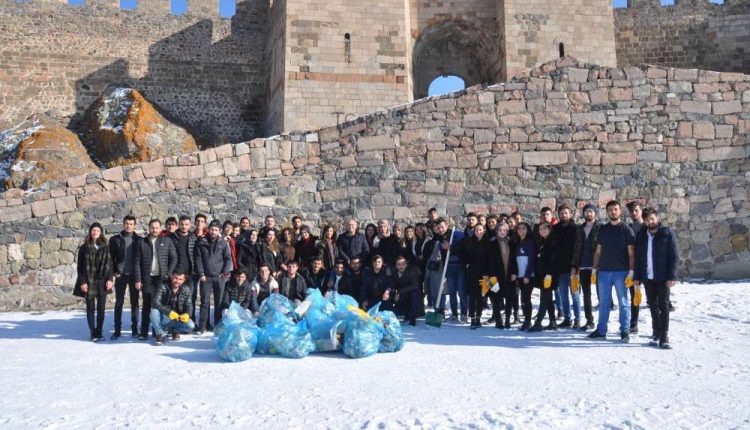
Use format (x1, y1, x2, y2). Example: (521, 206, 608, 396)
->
(428, 75, 466, 97)
(412, 21, 501, 100)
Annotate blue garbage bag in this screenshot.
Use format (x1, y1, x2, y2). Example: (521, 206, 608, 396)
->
(213, 302, 260, 362)
(343, 317, 383, 359)
(327, 292, 359, 320)
(266, 320, 316, 358)
(313, 320, 345, 352)
(258, 293, 295, 327)
(377, 310, 405, 353)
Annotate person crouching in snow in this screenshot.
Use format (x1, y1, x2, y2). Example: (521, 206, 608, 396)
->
(634, 207, 679, 350)
(360, 255, 395, 311)
(278, 260, 308, 307)
(221, 269, 258, 316)
(251, 264, 280, 304)
(150, 271, 194, 345)
(393, 256, 420, 326)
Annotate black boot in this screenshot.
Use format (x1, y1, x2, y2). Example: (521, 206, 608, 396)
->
(513, 310, 519, 324)
(559, 319, 572, 328)
(528, 322, 544, 332)
(470, 318, 477, 329)
(504, 315, 511, 329)
(572, 320, 580, 329)
(110, 330, 121, 340)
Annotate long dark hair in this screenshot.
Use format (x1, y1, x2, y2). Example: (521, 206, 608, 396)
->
(321, 225, 337, 242)
(85, 222, 107, 247)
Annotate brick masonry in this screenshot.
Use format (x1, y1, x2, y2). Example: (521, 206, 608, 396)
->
(0, 58, 748, 310)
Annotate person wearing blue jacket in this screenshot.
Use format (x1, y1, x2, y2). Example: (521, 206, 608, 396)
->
(634, 207, 679, 349)
(513, 222, 536, 331)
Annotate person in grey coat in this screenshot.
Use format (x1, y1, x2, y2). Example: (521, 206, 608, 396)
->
(194, 220, 233, 333)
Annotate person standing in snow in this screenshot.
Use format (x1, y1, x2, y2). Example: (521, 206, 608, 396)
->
(461, 223, 491, 329)
(634, 207, 679, 349)
(589, 200, 636, 343)
(572, 203, 601, 331)
(194, 220, 233, 334)
(528, 222, 558, 332)
(109, 215, 140, 339)
(74, 222, 114, 342)
(513, 222, 536, 331)
(551, 203, 581, 329)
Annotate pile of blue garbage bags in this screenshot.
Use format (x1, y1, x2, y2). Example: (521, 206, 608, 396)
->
(213, 289, 405, 362)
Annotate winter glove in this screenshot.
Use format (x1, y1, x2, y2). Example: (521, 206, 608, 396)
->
(591, 269, 598, 285)
(543, 275, 552, 289)
(571, 274, 580, 294)
(489, 276, 500, 293)
(479, 277, 490, 296)
(179, 313, 190, 323)
(625, 270, 634, 288)
(633, 285, 643, 307)
(168, 311, 179, 321)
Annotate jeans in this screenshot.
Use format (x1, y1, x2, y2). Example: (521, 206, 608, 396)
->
(149, 308, 195, 337)
(86, 293, 107, 336)
(554, 288, 562, 313)
(558, 272, 581, 322)
(579, 269, 595, 324)
(426, 269, 447, 310)
(113, 274, 138, 333)
(140, 275, 161, 337)
(596, 271, 631, 335)
(199, 276, 226, 331)
(445, 265, 467, 317)
(534, 286, 556, 326)
(644, 280, 670, 342)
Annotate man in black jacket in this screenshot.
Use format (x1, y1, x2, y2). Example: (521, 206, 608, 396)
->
(572, 203, 601, 330)
(278, 260, 307, 306)
(634, 207, 679, 349)
(150, 271, 194, 345)
(221, 269, 258, 314)
(337, 219, 370, 266)
(195, 220, 233, 334)
(393, 256, 420, 326)
(109, 215, 140, 339)
(551, 203, 581, 328)
(371, 219, 400, 267)
(302, 257, 328, 293)
(170, 215, 198, 322)
(134, 219, 178, 340)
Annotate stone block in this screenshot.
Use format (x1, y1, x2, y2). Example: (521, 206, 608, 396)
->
(534, 112, 571, 126)
(490, 153, 523, 168)
(698, 147, 746, 162)
(713, 100, 742, 115)
(575, 150, 601, 165)
(692, 123, 715, 140)
(101, 166, 123, 182)
(141, 160, 165, 178)
(427, 151, 457, 168)
(523, 151, 568, 166)
(572, 112, 606, 125)
(357, 135, 395, 151)
(601, 152, 637, 165)
(680, 100, 711, 114)
(214, 144, 234, 159)
(500, 113, 533, 127)
(667, 147, 698, 163)
(4, 204, 31, 222)
(463, 113, 499, 128)
(496, 100, 526, 114)
(31, 199, 56, 217)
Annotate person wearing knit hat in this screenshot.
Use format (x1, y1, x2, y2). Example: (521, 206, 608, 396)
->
(73, 222, 114, 342)
(572, 203, 604, 330)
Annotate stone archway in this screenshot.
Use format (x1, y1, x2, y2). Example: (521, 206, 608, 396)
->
(412, 21, 501, 100)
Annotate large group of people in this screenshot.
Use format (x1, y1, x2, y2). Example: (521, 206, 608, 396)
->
(74, 200, 679, 349)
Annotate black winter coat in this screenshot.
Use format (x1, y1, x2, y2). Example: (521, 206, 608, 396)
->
(634, 225, 679, 282)
(221, 278, 258, 312)
(108, 231, 139, 276)
(316, 239, 338, 270)
(551, 221, 578, 273)
(360, 268, 394, 309)
(278, 274, 307, 302)
(74, 240, 114, 298)
(133, 236, 178, 289)
(336, 232, 370, 264)
(169, 231, 197, 275)
(152, 281, 193, 317)
(534, 237, 558, 289)
(392, 265, 420, 295)
(236, 241, 260, 278)
(258, 244, 283, 273)
(484, 237, 518, 291)
(195, 237, 233, 278)
(461, 235, 492, 296)
(371, 234, 401, 267)
(302, 268, 328, 292)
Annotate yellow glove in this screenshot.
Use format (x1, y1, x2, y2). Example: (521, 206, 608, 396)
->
(571, 274, 580, 294)
(179, 313, 190, 323)
(543, 275, 552, 289)
(591, 269, 598, 285)
(479, 277, 490, 296)
(633, 286, 642, 307)
(168, 311, 179, 321)
(625, 270, 634, 288)
(489, 277, 498, 286)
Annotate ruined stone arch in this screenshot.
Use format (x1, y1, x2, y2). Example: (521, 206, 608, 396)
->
(412, 20, 501, 100)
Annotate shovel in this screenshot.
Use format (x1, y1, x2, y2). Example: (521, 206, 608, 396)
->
(425, 226, 456, 328)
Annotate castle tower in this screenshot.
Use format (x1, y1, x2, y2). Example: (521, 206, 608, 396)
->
(267, 0, 618, 135)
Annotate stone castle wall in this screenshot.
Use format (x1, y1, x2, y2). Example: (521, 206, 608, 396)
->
(1, 58, 748, 310)
(615, 0, 750, 74)
(0, 0, 268, 145)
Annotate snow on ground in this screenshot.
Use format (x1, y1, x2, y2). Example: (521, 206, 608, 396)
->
(1, 282, 749, 429)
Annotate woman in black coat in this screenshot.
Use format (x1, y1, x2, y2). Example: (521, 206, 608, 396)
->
(461, 224, 492, 329)
(74, 222, 114, 342)
(529, 222, 558, 332)
(485, 223, 518, 329)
